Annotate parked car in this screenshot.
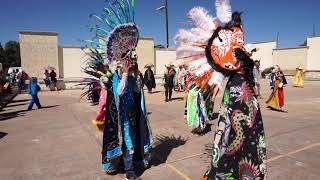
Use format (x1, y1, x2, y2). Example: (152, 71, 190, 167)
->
(8, 67, 22, 74)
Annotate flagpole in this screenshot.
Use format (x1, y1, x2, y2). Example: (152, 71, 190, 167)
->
(156, 0, 169, 48)
(165, 0, 169, 48)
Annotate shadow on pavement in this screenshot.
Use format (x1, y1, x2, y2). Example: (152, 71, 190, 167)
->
(197, 123, 214, 136)
(203, 143, 215, 164)
(0, 132, 8, 139)
(10, 99, 30, 103)
(150, 135, 188, 167)
(150, 91, 161, 94)
(170, 97, 184, 101)
(0, 109, 28, 121)
(209, 113, 219, 121)
(5, 103, 29, 108)
(90, 102, 99, 106)
(267, 107, 288, 113)
(136, 135, 188, 177)
(39, 105, 60, 109)
(0, 105, 60, 121)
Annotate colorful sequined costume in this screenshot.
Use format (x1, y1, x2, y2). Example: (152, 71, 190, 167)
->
(174, 0, 266, 179)
(266, 67, 288, 112)
(292, 65, 304, 87)
(204, 72, 266, 179)
(82, 0, 153, 176)
(100, 72, 153, 174)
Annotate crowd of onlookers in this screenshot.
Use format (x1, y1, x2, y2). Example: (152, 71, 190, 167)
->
(0, 68, 59, 110)
(135, 64, 192, 102)
(162, 64, 190, 102)
(140, 64, 190, 102)
(43, 69, 57, 90)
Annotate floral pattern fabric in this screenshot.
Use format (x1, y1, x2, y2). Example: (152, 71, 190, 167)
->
(204, 73, 266, 180)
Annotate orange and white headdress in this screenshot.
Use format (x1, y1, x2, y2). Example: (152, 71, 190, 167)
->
(175, 0, 247, 91)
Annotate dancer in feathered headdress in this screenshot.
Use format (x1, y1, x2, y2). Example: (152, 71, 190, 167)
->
(83, 1, 153, 178)
(175, 0, 267, 179)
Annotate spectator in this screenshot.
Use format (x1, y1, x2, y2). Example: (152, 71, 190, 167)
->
(163, 65, 176, 102)
(49, 70, 57, 87)
(144, 66, 156, 93)
(253, 60, 261, 97)
(177, 65, 187, 92)
(43, 69, 50, 87)
(27, 77, 42, 110)
(266, 65, 288, 112)
(17, 71, 29, 94)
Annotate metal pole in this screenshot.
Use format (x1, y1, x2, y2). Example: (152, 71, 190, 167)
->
(165, 0, 169, 48)
(276, 32, 279, 48)
(313, 24, 316, 37)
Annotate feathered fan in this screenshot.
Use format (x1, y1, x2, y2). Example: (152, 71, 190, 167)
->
(80, 0, 137, 102)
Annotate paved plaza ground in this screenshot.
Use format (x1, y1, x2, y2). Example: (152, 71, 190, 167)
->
(0, 79, 319, 180)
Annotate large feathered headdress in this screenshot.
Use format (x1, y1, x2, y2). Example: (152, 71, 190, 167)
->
(175, 0, 246, 91)
(87, 0, 138, 64)
(80, 0, 137, 100)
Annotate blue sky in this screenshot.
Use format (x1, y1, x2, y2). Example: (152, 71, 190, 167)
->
(0, 0, 319, 48)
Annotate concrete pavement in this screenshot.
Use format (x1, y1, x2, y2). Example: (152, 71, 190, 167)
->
(0, 79, 320, 180)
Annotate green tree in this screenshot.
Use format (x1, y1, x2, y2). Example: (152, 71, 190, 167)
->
(154, 44, 165, 48)
(0, 43, 6, 71)
(4, 41, 21, 69)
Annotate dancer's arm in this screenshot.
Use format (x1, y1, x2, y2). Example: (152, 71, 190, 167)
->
(118, 74, 128, 96)
(133, 74, 142, 93)
(118, 62, 130, 96)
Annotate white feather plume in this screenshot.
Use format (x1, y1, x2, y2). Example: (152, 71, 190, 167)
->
(176, 45, 205, 59)
(174, 28, 212, 45)
(187, 58, 207, 69)
(208, 71, 225, 90)
(194, 63, 212, 77)
(244, 44, 254, 53)
(174, 29, 203, 44)
(188, 7, 218, 31)
(215, 0, 232, 24)
(190, 28, 212, 39)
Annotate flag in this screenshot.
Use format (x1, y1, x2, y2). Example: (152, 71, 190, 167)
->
(156, 5, 166, 12)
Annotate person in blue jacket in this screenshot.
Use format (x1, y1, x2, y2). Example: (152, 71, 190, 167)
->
(27, 77, 42, 110)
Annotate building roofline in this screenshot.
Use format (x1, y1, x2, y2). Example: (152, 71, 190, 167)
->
(307, 35, 320, 39)
(139, 36, 154, 40)
(273, 46, 309, 50)
(60, 45, 85, 49)
(18, 31, 58, 36)
(251, 40, 276, 45)
(155, 48, 176, 51)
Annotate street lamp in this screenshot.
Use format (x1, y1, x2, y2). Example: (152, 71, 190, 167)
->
(156, 0, 169, 48)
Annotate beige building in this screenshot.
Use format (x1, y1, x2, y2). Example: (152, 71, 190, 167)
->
(136, 37, 155, 72)
(273, 46, 308, 71)
(307, 36, 320, 71)
(59, 46, 88, 79)
(251, 41, 277, 70)
(271, 36, 320, 79)
(19, 31, 156, 80)
(155, 48, 176, 75)
(19, 31, 60, 78)
(19, 31, 320, 82)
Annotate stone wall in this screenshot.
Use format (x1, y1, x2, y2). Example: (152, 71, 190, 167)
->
(307, 36, 320, 70)
(251, 41, 277, 69)
(61, 46, 88, 78)
(155, 48, 176, 76)
(19, 31, 320, 82)
(305, 71, 320, 80)
(136, 37, 155, 73)
(58, 47, 64, 78)
(19, 31, 59, 78)
(273, 46, 308, 70)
